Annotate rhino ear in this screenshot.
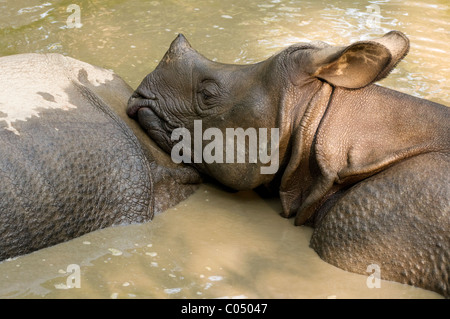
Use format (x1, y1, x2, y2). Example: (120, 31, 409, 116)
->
(305, 31, 410, 89)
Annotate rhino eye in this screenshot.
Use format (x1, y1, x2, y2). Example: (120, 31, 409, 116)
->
(197, 80, 220, 109)
(200, 89, 213, 101)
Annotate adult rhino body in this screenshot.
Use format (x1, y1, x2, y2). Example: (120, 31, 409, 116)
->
(0, 53, 200, 261)
(127, 31, 449, 297)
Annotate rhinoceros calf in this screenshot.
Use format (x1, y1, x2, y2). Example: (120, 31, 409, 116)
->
(0, 53, 200, 261)
(127, 31, 449, 297)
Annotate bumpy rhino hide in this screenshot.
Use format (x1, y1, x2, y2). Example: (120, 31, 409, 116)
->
(0, 53, 199, 260)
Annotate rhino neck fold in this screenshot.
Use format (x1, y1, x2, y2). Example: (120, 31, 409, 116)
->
(278, 81, 334, 216)
(282, 80, 334, 169)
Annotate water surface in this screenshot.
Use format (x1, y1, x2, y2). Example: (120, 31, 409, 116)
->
(0, 184, 442, 299)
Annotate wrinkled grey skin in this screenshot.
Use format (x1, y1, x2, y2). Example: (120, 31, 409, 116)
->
(0, 53, 200, 261)
(127, 31, 449, 297)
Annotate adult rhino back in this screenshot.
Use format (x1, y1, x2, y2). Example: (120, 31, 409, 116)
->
(0, 53, 198, 261)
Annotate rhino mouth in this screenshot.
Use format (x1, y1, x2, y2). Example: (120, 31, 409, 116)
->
(127, 92, 176, 153)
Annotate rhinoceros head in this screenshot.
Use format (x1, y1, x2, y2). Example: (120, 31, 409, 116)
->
(127, 32, 409, 190)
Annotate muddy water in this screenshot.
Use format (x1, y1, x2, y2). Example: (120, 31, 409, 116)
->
(0, 184, 442, 299)
(0, 0, 448, 298)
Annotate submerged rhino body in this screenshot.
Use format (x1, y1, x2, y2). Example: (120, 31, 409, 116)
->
(0, 53, 200, 261)
(127, 32, 450, 297)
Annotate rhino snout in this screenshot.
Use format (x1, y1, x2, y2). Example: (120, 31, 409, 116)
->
(137, 107, 174, 154)
(127, 90, 157, 118)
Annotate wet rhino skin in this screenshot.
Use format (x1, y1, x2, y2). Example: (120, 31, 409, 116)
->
(0, 53, 199, 261)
